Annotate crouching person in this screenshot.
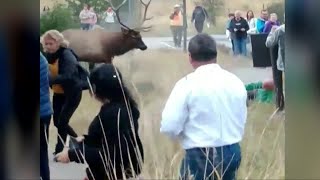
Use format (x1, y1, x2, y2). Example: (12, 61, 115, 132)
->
(55, 64, 144, 180)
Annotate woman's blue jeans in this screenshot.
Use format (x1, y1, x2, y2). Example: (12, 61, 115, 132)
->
(234, 37, 248, 56)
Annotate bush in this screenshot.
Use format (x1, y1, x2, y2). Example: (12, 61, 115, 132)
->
(197, 0, 224, 25)
(40, 3, 79, 35)
(267, 2, 285, 24)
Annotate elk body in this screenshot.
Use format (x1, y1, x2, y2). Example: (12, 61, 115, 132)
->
(62, 0, 152, 64)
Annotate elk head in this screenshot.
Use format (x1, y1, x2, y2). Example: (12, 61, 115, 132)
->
(108, 0, 153, 51)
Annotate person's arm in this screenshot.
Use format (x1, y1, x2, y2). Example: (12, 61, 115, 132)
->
(263, 21, 271, 33)
(169, 12, 175, 20)
(256, 19, 265, 33)
(244, 19, 250, 31)
(191, 10, 195, 22)
(160, 78, 189, 139)
(265, 26, 282, 47)
(203, 8, 209, 20)
(228, 20, 235, 32)
(50, 49, 78, 85)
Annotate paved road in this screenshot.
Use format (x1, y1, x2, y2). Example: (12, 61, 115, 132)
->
(50, 35, 269, 179)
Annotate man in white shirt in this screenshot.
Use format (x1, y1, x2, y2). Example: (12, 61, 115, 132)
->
(160, 33, 247, 180)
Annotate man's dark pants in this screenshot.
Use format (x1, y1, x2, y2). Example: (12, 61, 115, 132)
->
(171, 26, 183, 47)
(40, 115, 51, 180)
(52, 92, 81, 154)
(180, 143, 241, 180)
(269, 45, 284, 110)
(195, 20, 204, 33)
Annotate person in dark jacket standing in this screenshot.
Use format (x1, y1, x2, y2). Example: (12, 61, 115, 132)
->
(40, 52, 53, 180)
(55, 64, 144, 180)
(229, 10, 249, 56)
(191, 5, 209, 33)
(41, 30, 89, 155)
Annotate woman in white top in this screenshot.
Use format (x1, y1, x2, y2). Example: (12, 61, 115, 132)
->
(103, 7, 116, 24)
(246, 10, 257, 34)
(89, 7, 97, 30)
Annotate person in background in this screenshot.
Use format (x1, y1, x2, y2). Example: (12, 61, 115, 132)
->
(246, 10, 257, 34)
(79, 4, 91, 31)
(226, 13, 235, 54)
(89, 7, 97, 30)
(40, 30, 88, 155)
(169, 4, 184, 48)
(55, 64, 144, 180)
(266, 24, 285, 110)
(102, 7, 116, 28)
(256, 9, 269, 33)
(160, 34, 247, 180)
(229, 10, 249, 56)
(191, 4, 209, 34)
(40, 52, 53, 180)
(263, 13, 281, 34)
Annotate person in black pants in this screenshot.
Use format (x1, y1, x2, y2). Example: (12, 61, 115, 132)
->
(40, 52, 53, 180)
(41, 30, 89, 155)
(191, 5, 209, 33)
(55, 64, 144, 180)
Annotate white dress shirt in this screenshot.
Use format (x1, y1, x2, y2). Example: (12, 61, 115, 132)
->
(160, 63, 247, 149)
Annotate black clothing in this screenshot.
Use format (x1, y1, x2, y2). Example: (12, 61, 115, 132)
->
(46, 47, 89, 94)
(53, 93, 81, 154)
(40, 116, 51, 180)
(68, 102, 144, 180)
(192, 6, 209, 33)
(45, 47, 88, 154)
(229, 17, 249, 39)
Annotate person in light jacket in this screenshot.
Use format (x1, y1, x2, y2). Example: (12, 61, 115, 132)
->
(266, 24, 285, 111)
(246, 10, 257, 34)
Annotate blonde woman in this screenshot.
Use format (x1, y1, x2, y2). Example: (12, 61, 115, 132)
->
(40, 30, 88, 156)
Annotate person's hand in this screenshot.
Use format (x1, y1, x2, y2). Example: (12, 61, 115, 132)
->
(234, 28, 238, 32)
(271, 26, 278, 33)
(76, 136, 85, 143)
(241, 28, 246, 31)
(83, 177, 89, 180)
(55, 148, 70, 163)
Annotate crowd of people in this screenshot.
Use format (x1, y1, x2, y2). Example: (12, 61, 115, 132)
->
(226, 9, 283, 57)
(78, 4, 117, 31)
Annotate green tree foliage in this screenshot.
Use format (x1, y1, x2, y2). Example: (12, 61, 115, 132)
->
(40, 4, 78, 35)
(197, 0, 224, 25)
(267, 2, 285, 24)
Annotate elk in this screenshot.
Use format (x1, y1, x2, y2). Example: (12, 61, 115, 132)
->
(61, 0, 153, 64)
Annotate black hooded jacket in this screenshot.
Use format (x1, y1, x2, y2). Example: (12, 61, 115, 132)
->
(45, 47, 89, 95)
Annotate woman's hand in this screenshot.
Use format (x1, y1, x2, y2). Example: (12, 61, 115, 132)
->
(76, 136, 85, 143)
(55, 148, 70, 163)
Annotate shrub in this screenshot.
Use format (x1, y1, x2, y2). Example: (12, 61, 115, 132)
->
(267, 2, 285, 24)
(196, 0, 224, 25)
(40, 3, 79, 35)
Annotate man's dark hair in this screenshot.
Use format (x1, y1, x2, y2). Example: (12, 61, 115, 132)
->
(188, 33, 217, 62)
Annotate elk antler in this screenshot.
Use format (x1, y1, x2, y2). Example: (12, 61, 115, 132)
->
(106, 0, 131, 30)
(135, 0, 153, 32)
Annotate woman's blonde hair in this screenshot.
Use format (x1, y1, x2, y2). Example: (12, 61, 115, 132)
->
(40, 30, 69, 52)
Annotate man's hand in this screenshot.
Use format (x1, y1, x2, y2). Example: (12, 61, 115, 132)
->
(55, 148, 70, 163)
(241, 28, 246, 31)
(234, 28, 238, 32)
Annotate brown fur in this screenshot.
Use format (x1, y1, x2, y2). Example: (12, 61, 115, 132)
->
(62, 28, 147, 64)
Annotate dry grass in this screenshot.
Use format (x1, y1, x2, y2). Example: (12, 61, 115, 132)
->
(49, 49, 284, 179)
